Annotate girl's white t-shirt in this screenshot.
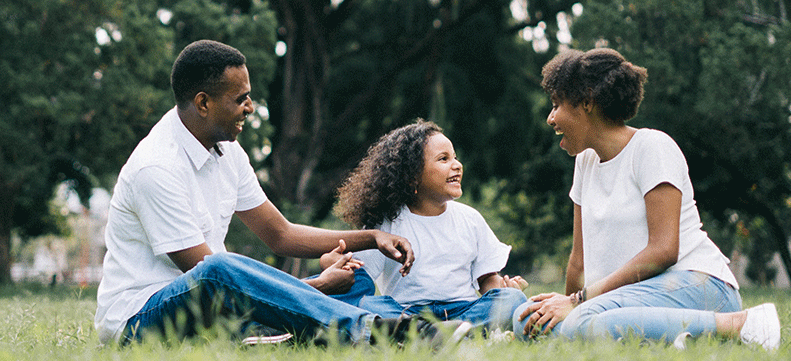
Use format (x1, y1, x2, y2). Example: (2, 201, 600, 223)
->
(570, 129, 738, 288)
(355, 201, 511, 305)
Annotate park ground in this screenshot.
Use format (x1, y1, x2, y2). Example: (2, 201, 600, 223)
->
(1, 283, 789, 361)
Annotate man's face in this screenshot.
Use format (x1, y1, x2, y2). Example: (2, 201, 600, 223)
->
(205, 65, 253, 145)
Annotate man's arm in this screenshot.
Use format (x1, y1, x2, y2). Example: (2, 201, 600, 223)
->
(168, 242, 213, 273)
(236, 201, 414, 274)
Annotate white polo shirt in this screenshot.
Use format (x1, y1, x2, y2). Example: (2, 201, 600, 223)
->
(94, 107, 267, 343)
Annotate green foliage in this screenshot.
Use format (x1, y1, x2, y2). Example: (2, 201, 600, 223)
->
(0, 0, 278, 281)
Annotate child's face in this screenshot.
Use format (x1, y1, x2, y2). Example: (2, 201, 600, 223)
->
(416, 133, 463, 204)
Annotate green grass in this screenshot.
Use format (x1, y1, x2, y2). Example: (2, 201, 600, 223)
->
(0, 283, 789, 361)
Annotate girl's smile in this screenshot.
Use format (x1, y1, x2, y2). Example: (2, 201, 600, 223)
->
(411, 133, 463, 216)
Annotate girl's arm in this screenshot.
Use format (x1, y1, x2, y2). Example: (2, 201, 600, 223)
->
(478, 273, 529, 294)
(584, 182, 680, 299)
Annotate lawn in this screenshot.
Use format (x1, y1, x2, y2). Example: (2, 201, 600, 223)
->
(0, 283, 789, 361)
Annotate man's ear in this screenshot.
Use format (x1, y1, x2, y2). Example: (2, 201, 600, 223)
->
(194, 92, 211, 117)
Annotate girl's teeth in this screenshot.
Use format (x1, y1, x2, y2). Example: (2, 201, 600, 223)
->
(555, 130, 563, 135)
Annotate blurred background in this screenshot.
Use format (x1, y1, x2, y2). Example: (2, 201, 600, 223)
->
(1, 0, 790, 289)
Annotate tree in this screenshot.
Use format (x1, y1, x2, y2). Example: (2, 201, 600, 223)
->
(263, 0, 580, 275)
(0, 0, 114, 283)
(570, 0, 791, 282)
(0, 0, 277, 283)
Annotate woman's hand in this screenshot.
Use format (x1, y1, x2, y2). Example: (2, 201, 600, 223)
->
(517, 292, 575, 337)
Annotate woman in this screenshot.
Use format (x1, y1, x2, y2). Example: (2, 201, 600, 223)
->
(513, 48, 780, 350)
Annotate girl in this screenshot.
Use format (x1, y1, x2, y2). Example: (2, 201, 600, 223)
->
(327, 120, 528, 333)
(513, 48, 780, 350)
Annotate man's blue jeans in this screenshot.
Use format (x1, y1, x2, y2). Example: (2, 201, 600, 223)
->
(512, 270, 741, 342)
(334, 270, 527, 331)
(122, 253, 376, 344)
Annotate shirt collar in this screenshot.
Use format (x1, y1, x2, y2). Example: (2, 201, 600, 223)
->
(167, 107, 223, 171)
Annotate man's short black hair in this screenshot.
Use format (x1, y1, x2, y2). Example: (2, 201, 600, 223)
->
(171, 40, 246, 108)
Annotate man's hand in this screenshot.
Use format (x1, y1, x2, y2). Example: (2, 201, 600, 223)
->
(373, 231, 414, 276)
(517, 292, 574, 337)
(305, 246, 362, 295)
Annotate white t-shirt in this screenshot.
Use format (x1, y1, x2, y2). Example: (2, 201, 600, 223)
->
(94, 107, 267, 343)
(570, 128, 738, 288)
(354, 201, 511, 305)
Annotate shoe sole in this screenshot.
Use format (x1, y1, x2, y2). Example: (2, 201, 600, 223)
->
(242, 333, 294, 345)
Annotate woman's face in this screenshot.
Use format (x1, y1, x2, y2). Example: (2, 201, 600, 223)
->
(546, 98, 591, 156)
(416, 133, 463, 205)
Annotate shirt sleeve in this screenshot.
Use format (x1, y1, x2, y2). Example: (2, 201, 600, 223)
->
(229, 142, 267, 211)
(131, 165, 206, 255)
(470, 210, 511, 287)
(633, 131, 688, 196)
(570, 149, 596, 205)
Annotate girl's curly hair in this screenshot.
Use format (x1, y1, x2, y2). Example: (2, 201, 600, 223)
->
(334, 119, 442, 229)
(541, 48, 648, 124)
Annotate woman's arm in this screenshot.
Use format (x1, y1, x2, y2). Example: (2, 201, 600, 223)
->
(521, 184, 681, 335)
(584, 182, 680, 299)
(565, 203, 585, 295)
(519, 203, 583, 334)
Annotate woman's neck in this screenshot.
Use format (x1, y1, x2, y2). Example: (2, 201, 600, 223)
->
(590, 124, 637, 162)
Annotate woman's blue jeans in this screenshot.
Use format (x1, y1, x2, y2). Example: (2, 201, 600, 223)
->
(122, 252, 376, 344)
(333, 269, 527, 331)
(512, 271, 741, 342)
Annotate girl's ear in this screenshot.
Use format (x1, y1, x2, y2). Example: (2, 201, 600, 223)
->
(582, 98, 595, 113)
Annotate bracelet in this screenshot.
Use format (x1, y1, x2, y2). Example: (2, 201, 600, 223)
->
(570, 288, 587, 306)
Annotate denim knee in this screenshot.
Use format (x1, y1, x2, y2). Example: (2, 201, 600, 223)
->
(512, 301, 536, 340)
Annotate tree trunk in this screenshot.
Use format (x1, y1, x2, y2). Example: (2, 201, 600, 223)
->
(0, 177, 16, 284)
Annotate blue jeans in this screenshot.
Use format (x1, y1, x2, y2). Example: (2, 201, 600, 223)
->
(513, 271, 741, 341)
(337, 270, 527, 330)
(122, 253, 376, 344)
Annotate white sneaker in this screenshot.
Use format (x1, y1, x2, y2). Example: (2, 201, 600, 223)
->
(672, 331, 692, 350)
(740, 303, 781, 351)
(242, 333, 293, 345)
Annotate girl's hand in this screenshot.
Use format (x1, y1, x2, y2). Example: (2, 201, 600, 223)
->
(517, 292, 575, 336)
(319, 240, 363, 270)
(309, 250, 361, 295)
(502, 275, 529, 290)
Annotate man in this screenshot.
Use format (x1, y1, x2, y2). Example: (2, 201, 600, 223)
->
(94, 40, 459, 346)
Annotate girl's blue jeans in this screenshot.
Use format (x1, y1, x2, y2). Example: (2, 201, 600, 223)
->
(122, 252, 376, 344)
(512, 270, 741, 342)
(333, 269, 527, 331)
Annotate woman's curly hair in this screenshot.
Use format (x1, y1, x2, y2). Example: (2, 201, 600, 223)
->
(541, 48, 648, 124)
(334, 119, 442, 229)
